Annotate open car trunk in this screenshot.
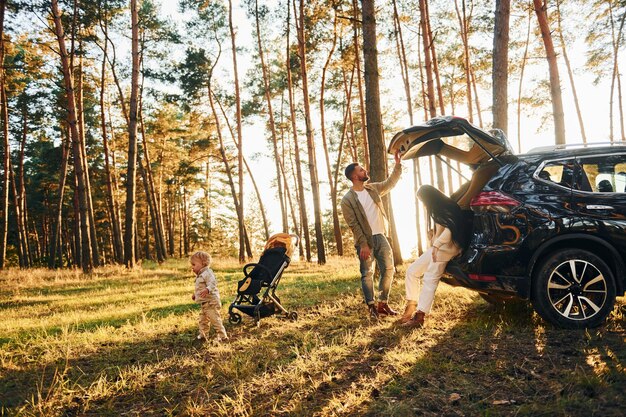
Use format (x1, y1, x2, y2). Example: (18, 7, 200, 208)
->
(387, 116, 513, 162)
(388, 116, 516, 249)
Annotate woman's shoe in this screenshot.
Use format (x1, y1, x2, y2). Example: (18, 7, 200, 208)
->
(395, 302, 417, 325)
(401, 310, 425, 328)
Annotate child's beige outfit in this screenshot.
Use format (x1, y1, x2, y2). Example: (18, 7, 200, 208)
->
(195, 266, 228, 342)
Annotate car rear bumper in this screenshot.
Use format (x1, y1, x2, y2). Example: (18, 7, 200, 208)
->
(444, 259, 531, 299)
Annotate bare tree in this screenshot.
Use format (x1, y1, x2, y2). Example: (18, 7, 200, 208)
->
(296, 0, 325, 264)
(534, 0, 566, 145)
(517, 2, 532, 152)
(286, 2, 311, 261)
(254, 0, 288, 233)
(352, 0, 369, 170)
(0, 0, 8, 269)
(392, 0, 424, 255)
(493, 0, 510, 133)
(123, 0, 140, 268)
(361, 0, 402, 265)
(227, 0, 246, 262)
(319, 9, 343, 256)
(51, 0, 93, 273)
(555, 0, 586, 143)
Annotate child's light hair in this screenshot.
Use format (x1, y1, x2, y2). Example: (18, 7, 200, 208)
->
(190, 251, 211, 267)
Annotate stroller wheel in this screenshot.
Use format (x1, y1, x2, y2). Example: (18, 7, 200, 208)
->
(288, 311, 298, 321)
(229, 312, 242, 325)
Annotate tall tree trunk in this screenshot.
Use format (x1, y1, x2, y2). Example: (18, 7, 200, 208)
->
(166, 185, 175, 256)
(517, 3, 532, 153)
(76, 53, 100, 267)
(277, 96, 301, 239)
(554, 0, 585, 143)
(319, 11, 343, 256)
(51, 0, 93, 273)
(493, 0, 510, 133)
(99, 29, 123, 263)
(392, 0, 423, 256)
(420, 0, 444, 192)
(342, 67, 358, 162)
(138, 157, 159, 261)
(9, 159, 27, 267)
(182, 188, 189, 255)
(227, 0, 246, 262)
(424, 0, 451, 194)
(533, 0, 566, 145)
(352, 0, 369, 170)
(49, 130, 71, 268)
(139, 103, 167, 262)
(361, 0, 402, 265)
(286, 4, 311, 261)
(214, 93, 268, 245)
(455, 0, 473, 122)
(608, 2, 626, 142)
(254, 0, 288, 233)
(18, 109, 32, 266)
(296, 0, 325, 264)
(124, 0, 140, 268)
(208, 87, 249, 256)
(71, 168, 81, 268)
(0, 0, 8, 268)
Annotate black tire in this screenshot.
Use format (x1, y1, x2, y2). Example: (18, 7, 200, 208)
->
(532, 249, 616, 329)
(228, 312, 242, 325)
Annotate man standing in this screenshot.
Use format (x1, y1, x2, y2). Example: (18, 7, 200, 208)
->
(341, 151, 402, 319)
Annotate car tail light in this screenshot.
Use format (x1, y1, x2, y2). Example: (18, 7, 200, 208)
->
(470, 191, 520, 213)
(468, 273, 497, 282)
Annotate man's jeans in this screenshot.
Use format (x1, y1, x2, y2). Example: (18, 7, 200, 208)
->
(357, 234, 394, 305)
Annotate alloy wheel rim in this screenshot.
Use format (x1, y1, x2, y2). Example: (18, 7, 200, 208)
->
(547, 259, 607, 321)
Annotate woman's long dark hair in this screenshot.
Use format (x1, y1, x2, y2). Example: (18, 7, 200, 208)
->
(417, 185, 467, 248)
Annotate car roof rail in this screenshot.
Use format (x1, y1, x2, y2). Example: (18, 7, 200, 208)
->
(528, 141, 626, 153)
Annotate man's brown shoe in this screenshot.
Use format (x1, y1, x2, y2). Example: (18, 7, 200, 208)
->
(402, 310, 425, 328)
(377, 302, 399, 316)
(395, 302, 417, 325)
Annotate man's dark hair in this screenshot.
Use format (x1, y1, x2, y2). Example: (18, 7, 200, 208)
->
(344, 163, 359, 180)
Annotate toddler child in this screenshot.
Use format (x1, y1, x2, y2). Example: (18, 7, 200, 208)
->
(191, 251, 228, 342)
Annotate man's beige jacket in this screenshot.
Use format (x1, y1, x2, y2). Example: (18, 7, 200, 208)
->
(340, 164, 402, 249)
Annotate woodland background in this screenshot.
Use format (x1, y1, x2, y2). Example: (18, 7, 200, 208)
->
(0, 0, 624, 272)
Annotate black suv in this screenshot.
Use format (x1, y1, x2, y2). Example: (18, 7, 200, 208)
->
(389, 116, 626, 329)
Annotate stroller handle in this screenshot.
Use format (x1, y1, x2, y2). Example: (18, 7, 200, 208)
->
(243, 262, 273, 283)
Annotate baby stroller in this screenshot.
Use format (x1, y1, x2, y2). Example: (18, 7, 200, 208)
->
(228, 233, 299, 326)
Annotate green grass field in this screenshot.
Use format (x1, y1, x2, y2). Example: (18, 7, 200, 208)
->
(1, 257, 624, 416)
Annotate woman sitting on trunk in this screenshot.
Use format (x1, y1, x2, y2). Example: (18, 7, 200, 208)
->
(398, 185, 467, 328)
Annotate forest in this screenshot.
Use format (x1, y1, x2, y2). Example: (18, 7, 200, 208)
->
(0, 0, 625, 272)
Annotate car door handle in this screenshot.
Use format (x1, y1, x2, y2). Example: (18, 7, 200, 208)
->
(585, 204, 614, 210)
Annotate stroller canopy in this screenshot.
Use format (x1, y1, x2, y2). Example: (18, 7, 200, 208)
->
(264, 233, 298, 258)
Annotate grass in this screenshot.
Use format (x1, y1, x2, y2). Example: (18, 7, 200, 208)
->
(0, 257, 624, 416)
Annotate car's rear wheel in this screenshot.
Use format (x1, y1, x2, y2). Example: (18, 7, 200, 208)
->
(532, 249, 616, 329)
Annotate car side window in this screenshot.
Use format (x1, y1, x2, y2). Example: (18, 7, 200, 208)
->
(578, 154, 626, 193)
(537, 160, 577, 189)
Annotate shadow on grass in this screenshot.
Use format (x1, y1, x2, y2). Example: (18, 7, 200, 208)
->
(362, 297, 626, 416)
(35, 271, 185, 298)
(0, 301, 203, 408)
(0, 269, 359, 413)
(0, 299, 52, 311)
